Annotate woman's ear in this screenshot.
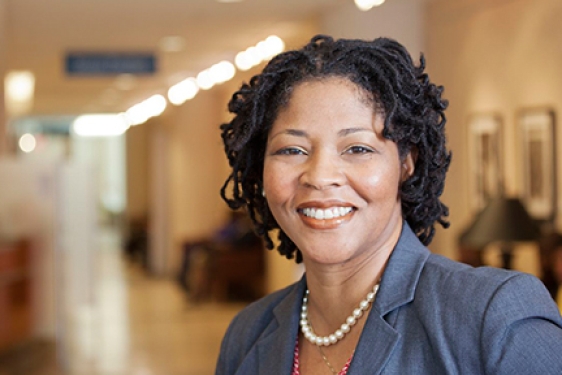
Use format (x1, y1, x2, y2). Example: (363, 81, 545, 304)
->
(401, 147, 417, 182)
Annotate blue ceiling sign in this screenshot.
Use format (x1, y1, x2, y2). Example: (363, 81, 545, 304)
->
(65, 53, 156, 75)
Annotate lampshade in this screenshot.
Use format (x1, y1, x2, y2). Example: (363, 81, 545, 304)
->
(460, 196, 541, 249)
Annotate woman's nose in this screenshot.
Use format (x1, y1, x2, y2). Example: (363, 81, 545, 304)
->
(299, 151, 345, 190)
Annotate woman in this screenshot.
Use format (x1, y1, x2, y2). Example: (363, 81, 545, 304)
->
(216, 35, 562, 374)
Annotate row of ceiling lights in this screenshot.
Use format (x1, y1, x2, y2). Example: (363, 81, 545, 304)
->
(73, 0, 390, 137)
(15, 0, 386, 147)
(71, 35, 285, 137)
(168, 35, 284, 107)
(15, 35, 285, 151)
(88, 0, 388, 133)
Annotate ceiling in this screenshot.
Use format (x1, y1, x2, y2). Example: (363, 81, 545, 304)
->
(4, 0, 343, 118)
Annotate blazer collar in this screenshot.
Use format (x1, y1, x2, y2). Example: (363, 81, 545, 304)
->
(349, 222, 430, 374)
(375, 222, 430, 315)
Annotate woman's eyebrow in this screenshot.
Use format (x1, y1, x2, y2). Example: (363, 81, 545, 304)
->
(270, 127, 372, 140)
(338, 127, 372, 137)
(285, 129, 308, 137)
(269, 128, 309, 140)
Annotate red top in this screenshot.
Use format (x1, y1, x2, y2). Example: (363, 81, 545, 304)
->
(292, 338, 353, 375)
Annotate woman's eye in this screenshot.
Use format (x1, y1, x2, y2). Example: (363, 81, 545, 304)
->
(275, 147, 307, 156)
(344, 145, 374, 154)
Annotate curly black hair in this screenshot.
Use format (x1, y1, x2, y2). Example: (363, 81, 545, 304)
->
(220, 35, 451, 263)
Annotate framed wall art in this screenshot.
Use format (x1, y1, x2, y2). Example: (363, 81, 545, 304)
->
(468, 113, 503, 212)
(518, 108, 557, 222)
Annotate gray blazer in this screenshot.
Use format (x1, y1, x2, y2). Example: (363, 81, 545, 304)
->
(215, 224, 562, 374)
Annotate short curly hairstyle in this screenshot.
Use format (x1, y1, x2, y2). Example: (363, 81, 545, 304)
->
(220, 35, 451, 263)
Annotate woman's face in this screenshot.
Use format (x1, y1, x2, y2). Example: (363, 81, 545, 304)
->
(263, 78, 414, 265)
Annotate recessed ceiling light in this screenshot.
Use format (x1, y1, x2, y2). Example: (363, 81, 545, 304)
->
(72, 114, 130, 137)
(5, 70, 35, 116)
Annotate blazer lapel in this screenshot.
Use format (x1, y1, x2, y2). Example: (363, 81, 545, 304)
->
(349, 313, 400, 374)
(255, 277, 306, 375)
(349, 223, 430, 374)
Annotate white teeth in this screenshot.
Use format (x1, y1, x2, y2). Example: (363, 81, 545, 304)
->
(302, 207, 353, 220)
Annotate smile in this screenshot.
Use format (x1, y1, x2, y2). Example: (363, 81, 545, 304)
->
(301, 207, 354, 220)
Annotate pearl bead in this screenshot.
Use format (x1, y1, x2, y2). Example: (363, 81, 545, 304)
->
(360, 300, 369, 310)
(322, 337, 330, 346)
(315, 337, 323, 346)
(366, 292, 375, 302)
(346, 316, 356, 326)
(353, 308, 363, 318)
(329, 334, 337, 344)
(335, 330, 344, 339)
(341, 323, 350, 333)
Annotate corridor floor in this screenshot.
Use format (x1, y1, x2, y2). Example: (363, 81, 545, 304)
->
(68, 260, 245, 375)
(1, 229, 245, 375)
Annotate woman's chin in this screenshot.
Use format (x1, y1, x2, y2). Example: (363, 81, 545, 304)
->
(300, 249, 355, 268)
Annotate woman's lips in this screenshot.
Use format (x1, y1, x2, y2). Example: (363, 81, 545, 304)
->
(297, 204, 356, 229)
(301, 206, 353, 220)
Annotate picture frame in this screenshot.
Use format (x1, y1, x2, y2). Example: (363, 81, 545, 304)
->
(518, 108, 557, 222)
(468, 113, 503, 212)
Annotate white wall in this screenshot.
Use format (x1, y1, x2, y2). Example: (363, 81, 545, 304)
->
(57, 161, 98, 322)
(71, 135, 127, 220)
(148, 121, 171, 275)
(0, 0, 7, 154)
(320, 0, 426, 59)
(168, 91, 228, 245)
(426, 0, 562, 273)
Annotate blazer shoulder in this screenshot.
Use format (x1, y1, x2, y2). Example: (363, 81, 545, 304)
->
(231, 280, 300, 328)
(425, 252, 520, 285)
(420, 254, 536, 306)
(391, 253, 562, 375)
(420, 253, 560, 320)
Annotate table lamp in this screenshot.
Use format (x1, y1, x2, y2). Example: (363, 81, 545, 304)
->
(459, 196, 541, 269)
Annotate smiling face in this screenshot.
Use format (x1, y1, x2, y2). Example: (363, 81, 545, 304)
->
(263, 77, 414, 266)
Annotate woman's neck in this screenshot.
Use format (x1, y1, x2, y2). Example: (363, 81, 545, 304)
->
(302, 241, 392, 331)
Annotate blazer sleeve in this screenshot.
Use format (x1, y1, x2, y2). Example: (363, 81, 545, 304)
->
(481, 272, 562, 374)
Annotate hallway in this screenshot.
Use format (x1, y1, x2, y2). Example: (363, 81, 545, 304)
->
(1, 229, 245, 375)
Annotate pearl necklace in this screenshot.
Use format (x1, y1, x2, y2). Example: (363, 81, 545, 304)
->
(299, 283, 380, 347)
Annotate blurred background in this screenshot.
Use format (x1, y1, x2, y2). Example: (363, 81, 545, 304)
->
(1, 0, 562, 374)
